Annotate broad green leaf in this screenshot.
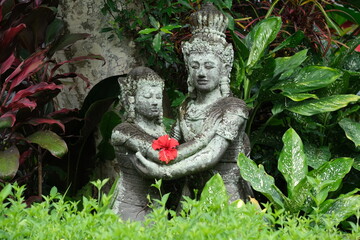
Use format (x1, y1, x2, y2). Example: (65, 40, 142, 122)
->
(238, 153, 285, 208)
(99, 111, 121, 140)
(271, 66, 342, 95)
(309, 158, 354, 193)
(318, 189, 360, 225)
(230, 31, 249, 60)
(304, 144, 331, 169)
(0, 146, 19, 180)
(45, 18, 64, 45)
(152, 32, 161, 53)
(339, 118, 360, 147)
(245, 17, 282, 69)
(287, 94, 360, 116)
(291, 158, 353, 213)
(278, 128, 307, 198)
(26, 130, 68, 158)
(48, 33, 89, 56)
(160, 25, 181, 31)
(272, 31, 305, 53)
(138, 28, 158, 35)
(199, 174, 228, 210)
(274, 49, 308, 77)
(354, 155, 360, 171)
(282, 93, 318, 102)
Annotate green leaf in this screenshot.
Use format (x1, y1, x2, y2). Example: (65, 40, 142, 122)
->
(99, 111, 121, 140)
(309, 158, 354, 193)
(152, 32, 161, 53)
(278, 128, 307, 198)
(45, 18, 64, 45)
(272, 66, 343, 95)
(0, 146, 19, 180)
(354, 155, 360, 171)
(272, 31, 305, 53)
(0, 116, 13, 129)
(291, 158, 354, 213)
(238, 153, 285, 208)
(287, 94, 360, 116)
(339, 118, 360, 147)
(0, 184, 12, 203)
(304, 144, 331, 169)
(138, 28, 158, 35)
(48, 33, 90, 57)
(160, 25, 181, 32)
(318, 189, 360, 225)
(149, 15, 160, 29)
(177, 0, 194, 10)
(230, 31, 249, 60)
(273, 49, 308, 77)
(245, 16, 282, 69)
(26, 130, 68, 158)
(199, 174, 228, 210)
(282, 93, 318, 102)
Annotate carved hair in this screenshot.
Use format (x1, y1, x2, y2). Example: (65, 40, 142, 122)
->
(119, 66, 164, 123)
(182, 3, 234, 98)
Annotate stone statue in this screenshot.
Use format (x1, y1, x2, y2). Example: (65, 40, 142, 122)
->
(133, 3, 253, 202)
(110, 66, 166, 221)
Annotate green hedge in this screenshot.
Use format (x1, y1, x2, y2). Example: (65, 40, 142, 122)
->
(0, 176, 358, 239)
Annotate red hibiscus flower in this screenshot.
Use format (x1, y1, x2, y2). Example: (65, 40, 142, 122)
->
(152, 135, 179, 164)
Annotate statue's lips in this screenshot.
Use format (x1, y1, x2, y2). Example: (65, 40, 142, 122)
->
(197, 79, 208, 85)
(151, 108, 159, 112)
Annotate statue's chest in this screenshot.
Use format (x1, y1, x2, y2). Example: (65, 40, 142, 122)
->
(180, 103, 208, 141)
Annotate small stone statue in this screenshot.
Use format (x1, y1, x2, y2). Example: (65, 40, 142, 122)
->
(110, 66, 166, 221)
(134, 3, 253, 202)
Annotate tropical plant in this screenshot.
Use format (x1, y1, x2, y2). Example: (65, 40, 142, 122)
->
(1, 175, 359, 239)
(238, 128, 360, 226)
(0, 0, 103, 197)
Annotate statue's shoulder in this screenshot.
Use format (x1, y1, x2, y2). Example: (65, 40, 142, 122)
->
(112, 122, 143, 145)
(215, 97, 249, 119)
(113, 122, 138, 134)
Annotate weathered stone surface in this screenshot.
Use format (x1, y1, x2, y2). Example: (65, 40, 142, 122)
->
(55, 0, 139, 109)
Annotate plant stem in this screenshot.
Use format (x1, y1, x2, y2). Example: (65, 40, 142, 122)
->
(265, 0, 280, 18)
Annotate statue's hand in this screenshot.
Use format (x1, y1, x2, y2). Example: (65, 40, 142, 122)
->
(133, 152, 170, 179)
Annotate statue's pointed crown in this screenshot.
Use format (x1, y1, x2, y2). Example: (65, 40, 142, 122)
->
(189, 3, 228, 42)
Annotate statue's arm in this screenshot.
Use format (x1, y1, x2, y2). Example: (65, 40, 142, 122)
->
(133, 135, 229, 179)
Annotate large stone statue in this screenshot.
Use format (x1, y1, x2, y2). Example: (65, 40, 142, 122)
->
(110, 66, 166, 221)
(134, 3, 253, 202)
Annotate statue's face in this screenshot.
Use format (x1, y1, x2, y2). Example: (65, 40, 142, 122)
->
(135, 80, 163, 120)
(188, 53, 223, 93)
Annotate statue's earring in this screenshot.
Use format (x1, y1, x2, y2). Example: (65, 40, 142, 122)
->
(187, 76, 196, 99)
(220, 76, 230, 97)
(127, 96, 136, 122)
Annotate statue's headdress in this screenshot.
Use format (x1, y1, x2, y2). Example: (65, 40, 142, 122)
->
(182, 3, 234, 69)
(120, 66, 164, 123)
(182, 3, 234, 97)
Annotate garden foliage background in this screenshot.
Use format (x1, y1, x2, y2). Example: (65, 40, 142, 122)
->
(0, 0, 359, 238)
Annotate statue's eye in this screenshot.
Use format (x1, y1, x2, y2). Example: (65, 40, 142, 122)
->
(156, 94, 162, 99)
(190, 62, 199, 69)
(143, 93, 152, 99)
(205, 63, 215, 69)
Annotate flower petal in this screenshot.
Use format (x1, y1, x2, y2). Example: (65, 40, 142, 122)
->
(168, 137, 179, 148)
(152, 134, 170, 150)
(158, 148, 177, 164)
